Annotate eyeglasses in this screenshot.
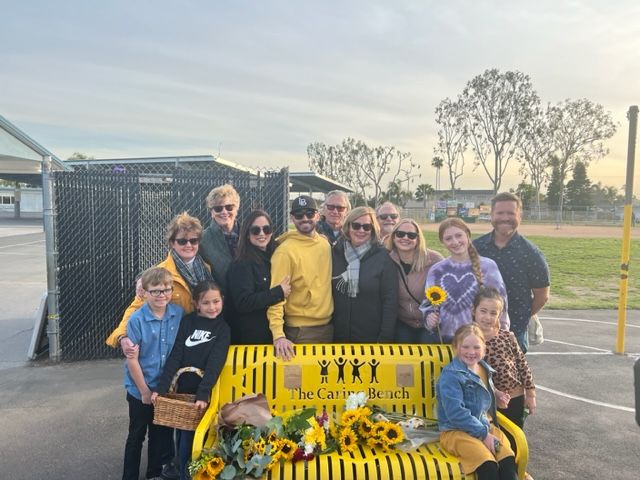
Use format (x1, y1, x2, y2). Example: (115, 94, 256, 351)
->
(351, 222, 372, 232)
(378, 213, 399, 221)
(147, 287, 173, 297)
(325, 204, 347, 212)
(174, 237, 200, 246)
(212, 204, 235, 213)
(292, 210, 317, 220)
(394, 230, 418, 240)
(250, 225, 273, 236)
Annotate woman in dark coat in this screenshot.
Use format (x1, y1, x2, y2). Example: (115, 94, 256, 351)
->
(226, 210, 290, 344)
(332, 206, 398, 343)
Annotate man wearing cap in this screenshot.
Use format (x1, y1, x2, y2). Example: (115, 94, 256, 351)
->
(316, 190, 351, 245)
(473, 192, 550, 353)
(267, 195, 334, 360)
(376, 201, 400, 241)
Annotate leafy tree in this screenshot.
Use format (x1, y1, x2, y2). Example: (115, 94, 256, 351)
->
(460, 69, 541, 193)
(546, 157, 564, 210)
(547, 98, 617, 218)
(517, 106, 554, 218)
(434, 99, 466, 196)
(67, 152, 94, 160)
(307, 138, 417, 207)
(565, 162, 592, 211)
(385, 181, 413, 207)
(513, 182, 537, 210)
(415, 183, 434, 207)
(431, 156, 444, 192)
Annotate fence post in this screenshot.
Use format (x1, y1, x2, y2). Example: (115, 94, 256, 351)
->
(42, 156, 61, 361)
(636, 358, 640, 426)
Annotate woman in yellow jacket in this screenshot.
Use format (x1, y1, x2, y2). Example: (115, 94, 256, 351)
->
(106, 212, 212, 353)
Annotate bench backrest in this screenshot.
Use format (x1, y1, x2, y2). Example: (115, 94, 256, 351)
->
(211, 343, 455, 418)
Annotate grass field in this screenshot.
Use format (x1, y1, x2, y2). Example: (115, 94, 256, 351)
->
(422, 232, 640, 309)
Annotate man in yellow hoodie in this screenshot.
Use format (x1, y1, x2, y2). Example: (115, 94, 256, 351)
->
(268, 195, 334, 360)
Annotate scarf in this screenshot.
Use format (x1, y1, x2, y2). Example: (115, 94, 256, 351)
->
(171, 249, 213, 291)
(334, 240, 371, 298)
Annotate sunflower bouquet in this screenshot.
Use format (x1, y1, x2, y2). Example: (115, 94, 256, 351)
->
(332, 393, 405, 454)
(424, 285, 447, 342)
(188, 407, 332, 480)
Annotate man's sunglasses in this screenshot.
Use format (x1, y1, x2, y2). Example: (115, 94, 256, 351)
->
(378, 213, 399, 220)
(250, 225, 273, 236)
(325, 204, 347, 212)
(394, 230, 418, 240)
(292, 210, 317, 220)
(147, 287, 173, 297)
(174, 237, 200, 246)
(351, 222, 372, 232)
(212, 204, 235, 213)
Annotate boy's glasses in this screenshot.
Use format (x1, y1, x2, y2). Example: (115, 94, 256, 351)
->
(325, 204, 347, 212)
(174, 237, 200, 246)
(378, 213, 399, 220)
(147, 287, 173, 297)
(212, 204, 235, 213)
(250, 225, 273, 235)
(351, 222, 372, 232)
(394, 230, 418, 240)
(292, 210, 316, 220)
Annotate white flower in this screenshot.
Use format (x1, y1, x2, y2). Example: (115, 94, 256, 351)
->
(304, 442, 315, 455)
(345, 392, 368, 410)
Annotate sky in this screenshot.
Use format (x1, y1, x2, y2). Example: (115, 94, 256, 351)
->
(1, 0, 639, 193)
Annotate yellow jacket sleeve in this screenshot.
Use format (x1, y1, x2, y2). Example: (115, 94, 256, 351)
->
(267, 249, 292, 341)
(105, 295, 145, 348)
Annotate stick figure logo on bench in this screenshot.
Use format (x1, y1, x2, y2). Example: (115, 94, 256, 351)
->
(318, 357, 380, 385)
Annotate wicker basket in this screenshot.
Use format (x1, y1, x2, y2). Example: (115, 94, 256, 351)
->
(153, 366, 205, 431)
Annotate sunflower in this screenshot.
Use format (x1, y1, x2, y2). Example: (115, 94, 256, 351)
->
(254, 437, 267, 455)
(339, 428, 358, 453)
(274, 438, 298, 461)
(267, 430, 278, 444)
(341, 410, 359, 426)
(205, 457, 225, 479)
(425, 285, 447, 306)
(305, 417, 327, 450)
(381, 423, 404, 445)
(267, 450, 282, 471)
(366, 436, 391, 453)
(373, 423, 387, 437)
(355, 406, 372, 420)
(357, 418, 375, 438)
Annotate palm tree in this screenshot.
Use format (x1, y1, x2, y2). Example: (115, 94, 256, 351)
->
(415, 184, 435, 208)
(431, 156, 444, 193)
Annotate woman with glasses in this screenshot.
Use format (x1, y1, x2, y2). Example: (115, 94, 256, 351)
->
(106, 212, 213, 352)
(385, 219, 444, 344)
(331, 206, 398, 343)
(226, 210, 291, 344)
(200, 184, 241, 294)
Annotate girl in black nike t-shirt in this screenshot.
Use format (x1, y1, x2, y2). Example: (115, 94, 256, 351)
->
(152, 280, 230, 480)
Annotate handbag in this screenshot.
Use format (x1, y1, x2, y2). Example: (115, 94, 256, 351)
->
(218, 393, 273, 428)
(528, 314, 544, 346)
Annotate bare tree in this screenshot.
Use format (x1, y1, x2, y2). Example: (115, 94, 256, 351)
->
(460, 69, 540, 193)
(434, 98, 467, 196)
(547, 98, 617, 220)
(518, 106, 554, 219)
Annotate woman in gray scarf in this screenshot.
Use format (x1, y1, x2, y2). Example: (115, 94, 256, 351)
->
(331, 206, 399, 343)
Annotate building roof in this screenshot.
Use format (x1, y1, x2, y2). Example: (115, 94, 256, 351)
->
(289, 171, 353, 194)
(0, 114, 68, 184)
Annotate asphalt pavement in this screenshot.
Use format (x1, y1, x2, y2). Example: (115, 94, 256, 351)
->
(0, 221, 638, 479)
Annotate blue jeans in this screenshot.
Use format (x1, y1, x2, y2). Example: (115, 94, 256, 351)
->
(514, 329, 529, 353)
(395, 322, 441, 344)
(176, 429, 195, 480)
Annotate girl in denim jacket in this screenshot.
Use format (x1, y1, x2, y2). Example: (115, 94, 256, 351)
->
(436, 324, 518, 480)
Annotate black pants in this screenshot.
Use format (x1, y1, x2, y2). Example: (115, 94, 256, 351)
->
(123, 392, 174, 480)
(476, 457, 518, 480)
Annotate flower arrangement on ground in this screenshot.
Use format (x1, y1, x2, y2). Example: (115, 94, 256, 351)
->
(188, 407, 332, 480)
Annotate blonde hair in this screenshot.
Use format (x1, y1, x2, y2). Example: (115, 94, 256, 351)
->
(438, 217, 483, 286)
(165, 212, 203, 244)
(385, 218, 428, 272)
(140, 266, 173, 290)
(206, 184, 240, 210)
(342, 206, 380, 244)
(451, 324, 486, 351)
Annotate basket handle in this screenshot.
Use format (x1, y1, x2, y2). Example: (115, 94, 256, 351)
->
(168, 366, 204, 393)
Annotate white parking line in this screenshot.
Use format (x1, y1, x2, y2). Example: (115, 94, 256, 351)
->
(537, 385, 634, 413)
(527, 351, 613, 355)
(540, 316, 640, 328)
(542, 339, 611, 352)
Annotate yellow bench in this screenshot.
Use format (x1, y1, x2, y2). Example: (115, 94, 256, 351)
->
(193, 344, 529, 479)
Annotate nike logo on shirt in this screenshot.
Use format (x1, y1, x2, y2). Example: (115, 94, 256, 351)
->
(185, 330, 215, 347)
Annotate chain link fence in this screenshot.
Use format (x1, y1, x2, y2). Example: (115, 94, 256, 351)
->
(53, 162, 288, 360)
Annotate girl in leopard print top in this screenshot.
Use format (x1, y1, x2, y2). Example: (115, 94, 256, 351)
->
(473, 287, 536, 429)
